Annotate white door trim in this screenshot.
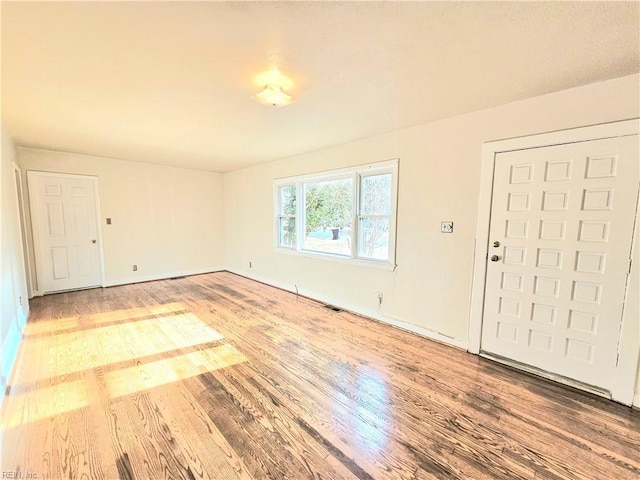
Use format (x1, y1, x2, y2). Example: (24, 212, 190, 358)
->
(12, 163, 34, 299)
(27, 171, 107, 294)
(469, 118, 639, 405)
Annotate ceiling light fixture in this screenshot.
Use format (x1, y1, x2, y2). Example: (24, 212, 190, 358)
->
(254, 84, 295, 108)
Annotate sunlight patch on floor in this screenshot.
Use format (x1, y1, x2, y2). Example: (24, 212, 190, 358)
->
(23, 316, 80, 335)
(106, 344, 247, 398)
(2, 305, 245, 429)
(0, 380, 88, 429)
(23, 302, 188, 336)
(86, 302, 189, 326)
(15, 312, 225, 383)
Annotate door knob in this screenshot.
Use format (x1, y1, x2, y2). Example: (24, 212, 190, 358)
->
(491, 255, 500, 262)
(91, 239, 97, 244)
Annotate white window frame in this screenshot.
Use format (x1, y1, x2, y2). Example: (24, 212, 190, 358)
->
(274, 159, 398, 270)
(275, 182, 297, 250)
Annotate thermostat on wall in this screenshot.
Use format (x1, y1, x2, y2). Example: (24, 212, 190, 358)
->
(441, 221, 453, 233)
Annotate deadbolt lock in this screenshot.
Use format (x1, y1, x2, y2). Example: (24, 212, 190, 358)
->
(493, 241, 500, 247)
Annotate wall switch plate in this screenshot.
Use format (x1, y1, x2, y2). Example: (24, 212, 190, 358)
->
(133, 265, 137, 271)
(106, 218, 112, 225)
(441, 221, 454, 233)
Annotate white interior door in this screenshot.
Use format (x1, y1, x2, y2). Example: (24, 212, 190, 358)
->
(480, 135, 638, 392)
(28, 172, 103, 294)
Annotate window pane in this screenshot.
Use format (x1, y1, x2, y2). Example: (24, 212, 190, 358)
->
(358, 217, 390, 260)
(303, 178, 353, 256)
(279, 217, 296, 248)
(360, 173, 392, 215)
(280, 185, 296, 215)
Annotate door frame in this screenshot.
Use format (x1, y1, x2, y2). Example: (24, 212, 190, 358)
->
(468, 118, 639, 406)
(27, 171, 107, 295)
(13, 163, 34, 299)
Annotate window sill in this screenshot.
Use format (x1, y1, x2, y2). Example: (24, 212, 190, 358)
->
(274, 247, 396, 271)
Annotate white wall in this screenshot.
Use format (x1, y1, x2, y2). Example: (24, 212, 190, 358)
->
(224, 74, 640, 401)
(1, 126, 30, 405)
(18, 149, 225, 287)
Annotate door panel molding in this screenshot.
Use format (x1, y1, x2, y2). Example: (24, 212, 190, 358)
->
(27, 171, 106, 294)
(469, 118, 639, 405)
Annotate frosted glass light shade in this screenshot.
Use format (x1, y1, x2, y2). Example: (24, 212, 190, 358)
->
(253, 85, 295, 108)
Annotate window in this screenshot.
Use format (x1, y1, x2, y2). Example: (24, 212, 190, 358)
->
(304, 177, 353, 256)
(274, 159, 398, 268)
(358, 172, 392, 260)
(276, 184, 296, 248)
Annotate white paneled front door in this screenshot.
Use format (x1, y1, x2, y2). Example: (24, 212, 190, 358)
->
(480, 135, 638, 391)
(28, 172, 103, 294)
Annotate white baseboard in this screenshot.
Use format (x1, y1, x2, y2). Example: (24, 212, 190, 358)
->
(30, 267, 226, 295)
(106, 267, 225, 288)
(225, 267, 469, 351)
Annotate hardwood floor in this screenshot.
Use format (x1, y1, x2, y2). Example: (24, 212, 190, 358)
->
(1, 271, 638, 479)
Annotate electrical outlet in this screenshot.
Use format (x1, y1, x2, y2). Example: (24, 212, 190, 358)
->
(249, 261, 252, 268)
(133, 265, 137, 272)
(19, 296, 22, 306)
(441, 221, 454, 233)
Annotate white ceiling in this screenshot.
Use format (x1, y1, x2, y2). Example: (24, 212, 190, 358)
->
(2, 1, 639, 172)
